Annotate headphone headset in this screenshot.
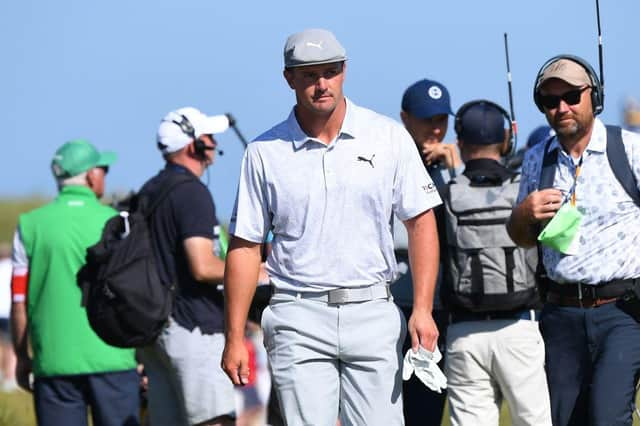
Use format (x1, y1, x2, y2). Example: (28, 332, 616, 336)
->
(532, 54, 603, 116)
(454, 99, 514, 157)
(170, 114, 210, 159)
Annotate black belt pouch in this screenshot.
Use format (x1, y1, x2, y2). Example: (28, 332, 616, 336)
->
(616, 283, 640, 322)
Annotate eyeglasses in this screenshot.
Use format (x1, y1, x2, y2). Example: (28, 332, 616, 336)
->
(538, 86, 589, 109)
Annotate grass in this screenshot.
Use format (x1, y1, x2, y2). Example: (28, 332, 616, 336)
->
(440, 401, 513, 425)
(0, 195, 128, 246)
(2, 389, 639, 426)
(0, 198, 49, 245)
(0, 390, 36, 426)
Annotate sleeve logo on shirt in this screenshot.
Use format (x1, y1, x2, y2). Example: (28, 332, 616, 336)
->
(422, 183, 437, 193)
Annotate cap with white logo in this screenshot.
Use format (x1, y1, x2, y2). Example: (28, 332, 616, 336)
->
(284, 28, 347, 68)
(402, 79, 453, 119)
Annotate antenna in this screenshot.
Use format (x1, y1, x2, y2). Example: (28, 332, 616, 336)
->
(225, 113, 249, 148)
(503, 33, 518, 149)
(595, 0, 605, 104)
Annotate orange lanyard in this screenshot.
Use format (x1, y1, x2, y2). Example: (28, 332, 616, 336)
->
(570, 157, 583, 207)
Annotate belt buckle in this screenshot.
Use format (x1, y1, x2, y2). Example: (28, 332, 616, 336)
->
(576, 283, 583, 308)
(578, 284, 601, 308)
(328, 288, 349, 304)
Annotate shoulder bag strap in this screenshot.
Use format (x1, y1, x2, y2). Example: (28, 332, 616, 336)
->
(606, 125, 640, 207)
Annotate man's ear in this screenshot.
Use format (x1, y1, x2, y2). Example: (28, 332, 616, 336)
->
(400, 110, 409, 127)
(283, 68, 295, 90)
(86, 168, 101, 192)
(86, 168, 96, 186)
(185, 140, 199, 159)
(500, 129, 511, 156)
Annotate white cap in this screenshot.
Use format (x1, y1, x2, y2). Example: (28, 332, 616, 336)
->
(156, 107, 229, 154)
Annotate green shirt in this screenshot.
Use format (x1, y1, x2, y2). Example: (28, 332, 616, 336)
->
(18, 186, 136, 377)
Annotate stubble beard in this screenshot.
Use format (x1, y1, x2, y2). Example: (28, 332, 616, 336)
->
(553, 113, 591, 145)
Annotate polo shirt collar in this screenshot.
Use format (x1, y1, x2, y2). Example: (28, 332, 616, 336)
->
(545, 117, 606, 155)
(58, 185, 97, 199)
(288, 97, 357, 150)
(587, 118, 606, 153)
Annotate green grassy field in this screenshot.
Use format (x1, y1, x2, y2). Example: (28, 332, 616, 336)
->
(0, 390, 36, 426)
(0, 195, 130, 245)
(1, 388, 638, 426)
(0, 198, 50, 245)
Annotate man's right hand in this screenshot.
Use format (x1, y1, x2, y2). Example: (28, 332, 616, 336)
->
(221, 337, 250, 386)
(520, 188, 564, 223)
(508, 188, 564, 247)
(421, 143, 459, 169)
(16, 355, 32, 392)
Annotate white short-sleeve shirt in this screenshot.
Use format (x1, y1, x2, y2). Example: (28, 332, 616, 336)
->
(230, 98, 441, 291)
(517, 118, 640, 284)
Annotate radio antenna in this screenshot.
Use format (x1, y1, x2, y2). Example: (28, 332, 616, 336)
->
(503, 32, 517, 149)
(225, 113, 248, 149)
(595, 0, 605, 104)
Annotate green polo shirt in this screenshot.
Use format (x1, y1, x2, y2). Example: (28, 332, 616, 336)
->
(18, 185, 136, 377)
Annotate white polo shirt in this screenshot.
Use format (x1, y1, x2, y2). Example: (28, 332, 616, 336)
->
(517, 118, 640, 284)
(229, 98, 441, 291)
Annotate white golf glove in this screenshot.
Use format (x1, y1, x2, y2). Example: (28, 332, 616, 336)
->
(402, 345, 447, 393)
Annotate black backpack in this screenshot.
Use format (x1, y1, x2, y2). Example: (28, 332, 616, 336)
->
(78, 173, 192, 348)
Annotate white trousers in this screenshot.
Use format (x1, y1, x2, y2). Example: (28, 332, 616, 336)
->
(445, 318, 552, 426)
(261, 292, 406, 426)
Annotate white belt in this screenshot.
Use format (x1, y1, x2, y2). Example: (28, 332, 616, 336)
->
(273, 282, 391, 305)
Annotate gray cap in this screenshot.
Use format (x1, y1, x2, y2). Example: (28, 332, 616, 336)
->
(284, 28, 347, 68)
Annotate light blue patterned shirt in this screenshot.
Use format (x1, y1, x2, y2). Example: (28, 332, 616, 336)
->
(517, 118, 640, 285)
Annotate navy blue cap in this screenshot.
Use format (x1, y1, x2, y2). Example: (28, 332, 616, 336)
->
(456, 101, 506, 145)
(526, 125, 554, 149)
(401, 79, 453, 118)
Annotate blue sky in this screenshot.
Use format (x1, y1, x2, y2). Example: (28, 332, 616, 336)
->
(2, 0, 638, 222)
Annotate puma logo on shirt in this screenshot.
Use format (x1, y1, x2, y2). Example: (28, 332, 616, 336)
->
(357, 154, 375, 168)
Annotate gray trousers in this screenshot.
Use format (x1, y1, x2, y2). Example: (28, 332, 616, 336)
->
(262, 292, 406, 426)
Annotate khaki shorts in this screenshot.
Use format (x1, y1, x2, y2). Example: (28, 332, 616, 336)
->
(139, 318, 235, 425)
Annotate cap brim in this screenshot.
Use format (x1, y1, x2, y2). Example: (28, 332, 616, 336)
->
(198, 115, 230, 135)
(537, 75, 585, 89)
(96, 151, 117, 168)
(411, 105, 454, 119)
(285, 57, 347, 68)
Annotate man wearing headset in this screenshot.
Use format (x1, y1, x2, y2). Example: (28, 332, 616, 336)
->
(443, 101, 550, 426)
(137, 107, 236, 426)
(508, 56, 640, 425)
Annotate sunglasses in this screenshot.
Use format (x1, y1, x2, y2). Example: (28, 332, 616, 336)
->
(538, 86, 589, 109)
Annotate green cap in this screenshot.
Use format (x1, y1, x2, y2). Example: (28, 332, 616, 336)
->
(51, 139, 117, 178)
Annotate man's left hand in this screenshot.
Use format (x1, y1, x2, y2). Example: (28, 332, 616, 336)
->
(15, 355, 32, 392)
(408, 308, 439, 352)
